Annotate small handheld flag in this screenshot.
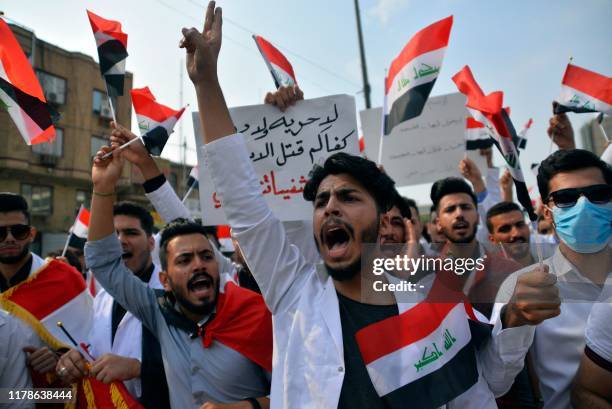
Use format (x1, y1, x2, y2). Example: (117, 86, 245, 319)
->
(61, 205, 90, 257)
(253, 35, 297, 88)
(554, 63, 611, 115)
(0, 18, 57, 145)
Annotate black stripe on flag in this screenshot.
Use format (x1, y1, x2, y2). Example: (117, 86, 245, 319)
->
(553, 102, 597, 115)
(97, 40, 128, 74)
(142, 126, 170, 156)
(68, 233, 86, 251)
(105, 74, 125, 98)
(466, 138, 493, 150)
(186, 176, 199, 189)
(516, 136, 527, 150)
(382, 342, 479, 409)
(385, 80, 436, 135)
(0, 77, 57, 130)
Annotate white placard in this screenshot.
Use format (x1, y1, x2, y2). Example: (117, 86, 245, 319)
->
(360, 93, 489, 187)
(194, 94, 358, 224)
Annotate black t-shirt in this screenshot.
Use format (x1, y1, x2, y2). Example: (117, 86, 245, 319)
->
(337, 292, 398, 409)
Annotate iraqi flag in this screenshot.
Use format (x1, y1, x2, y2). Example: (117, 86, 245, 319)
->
(0, 259, 93, 351)
(86, 10, 128, 98)
(253, 35, 297, 88)
(355, 278, 482, 408)
(0, 19, 56, 145)
(131, 86, 186, 156)
(515, 118, 532, 150)
(186, 165, 199, 189)
(68, 205, 90, 250)
(465, 117, 493, 150)
(384, 16, 453, 135)
(554, 63, 611, 115)
(74, 377, 143, 409)
(453, 65, 537, 221)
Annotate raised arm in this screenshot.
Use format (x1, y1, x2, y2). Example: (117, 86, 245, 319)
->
(182, 1, 313, 313)
(86, 146, 161, 333)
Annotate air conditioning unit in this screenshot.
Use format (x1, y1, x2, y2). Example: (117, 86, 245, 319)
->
(100, 105, 113, 119)
(39, 154, 58, 167)
(47, 92, 58, 104)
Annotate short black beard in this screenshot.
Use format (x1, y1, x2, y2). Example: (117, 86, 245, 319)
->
(444, 223, 477, 244)
(324, 217, 380, 282)
(169, 277, 219, 317)
(0, 245, 30, 264)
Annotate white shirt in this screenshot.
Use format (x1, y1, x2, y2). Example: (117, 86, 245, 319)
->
(491, 247, 610, 409)
(585, 275, 612, 365)
(29, 252, 45, 277)
(205, 133, 535, 409)
(90, 263, 163, 398)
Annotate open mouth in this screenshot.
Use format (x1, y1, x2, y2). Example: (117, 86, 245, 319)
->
(121, 252, 133, 260)
(323, 224, 352, 259)
(188, 273, 213, 297)
(452, 221, 470, 233)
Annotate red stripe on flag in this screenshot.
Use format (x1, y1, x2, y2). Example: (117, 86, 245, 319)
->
(0, 20, 47, 102)
(131, 87, 184, 123)
(5, 260, 87, 320)
(86, 10, 128, 48)
(562, 64, 612, 106)
(217, 225, 231, 239)
(385, 16, 453, 94)
(466, 117, 484, 129)
(78, 207, 90, 226)
(254, 35, 296, 84)
(356, 302, 458, 365)
(359, 136, 365, 153)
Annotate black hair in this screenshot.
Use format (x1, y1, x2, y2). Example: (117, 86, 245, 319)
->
(303, 152, 396, 213)
(47, 249, 83, 274)
(404, 197, 419, 216)
(0, 192, 30, 224)
(485, 201, 523, 233)
(390, 192, 412, 219)
(537, 149, 612, 201)
(113, 201, 154, 237)
(159, 218, 211, 270)
(430, 177, 477, 211)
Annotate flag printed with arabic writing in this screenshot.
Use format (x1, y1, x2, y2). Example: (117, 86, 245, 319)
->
(86, 10, 128, 98)
(253, 35, 297, 88)
(384, 16, 453, 135)
(355, 277, 482, 409)
(453, 65, 537, 221)
(554, 63, 612, 115)
(0, 19, 57, 145)
(131, 86, 186, 156)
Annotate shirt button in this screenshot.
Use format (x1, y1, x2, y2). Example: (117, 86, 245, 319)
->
(338, 366, 344, 372)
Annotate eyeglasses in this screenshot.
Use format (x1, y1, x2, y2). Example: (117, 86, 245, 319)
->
(0, 224, 31, 241)
(547, 184, 612, 208)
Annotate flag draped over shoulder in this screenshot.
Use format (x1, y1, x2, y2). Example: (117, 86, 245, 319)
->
(86, 10, 128, 98)
(554, 63, 611, 115)
(0, 259, 92, 350)
(253, 35, 297, 88)
(384, 16, 453, 135)
(355, 276, 483, 409)
(0, 18, 56, 145)
(131, 86, 185, 156)
(452, 65, 537, 221)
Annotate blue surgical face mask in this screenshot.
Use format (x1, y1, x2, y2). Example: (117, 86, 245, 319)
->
(552, 196, 612, 254)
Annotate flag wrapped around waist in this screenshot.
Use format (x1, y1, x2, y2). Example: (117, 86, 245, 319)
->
(0, 259, 92, 350)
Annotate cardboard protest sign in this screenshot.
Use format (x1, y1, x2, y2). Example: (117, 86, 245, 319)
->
(194, 94, 358, 223)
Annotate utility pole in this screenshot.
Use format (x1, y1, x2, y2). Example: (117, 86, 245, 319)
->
(353, 0, 371, 108)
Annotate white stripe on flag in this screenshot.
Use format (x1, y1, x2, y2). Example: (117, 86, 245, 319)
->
(365, 303, 471, 396)
(558, 84, 612, 115)
(72, 219, 88, 239)
(137, 114, 179, 136)
(269, 62, 295, 87)
(104, 58, 127, 76)
(386, 47, 446, 110)
(40, 289, 93, 347)
(465, 127, 490, 142)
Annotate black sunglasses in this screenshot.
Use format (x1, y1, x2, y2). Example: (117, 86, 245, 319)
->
(547, 184, 612, 208)
(0, 224, 31, 241)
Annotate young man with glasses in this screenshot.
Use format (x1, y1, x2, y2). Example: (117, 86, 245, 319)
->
(0, 193, 44, 292)
(492, 149, 612, 409)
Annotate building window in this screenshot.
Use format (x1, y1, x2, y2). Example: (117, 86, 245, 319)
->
(21, 184, 53, 216)
(36, 70, 66, 105)
(92, 90, 114, 119)
(90, 135, 107, 158)
(76, 190, 91, 212)
(32, 128, 63, 157)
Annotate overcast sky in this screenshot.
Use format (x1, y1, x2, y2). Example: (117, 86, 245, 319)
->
(5, 0, 611, 205)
